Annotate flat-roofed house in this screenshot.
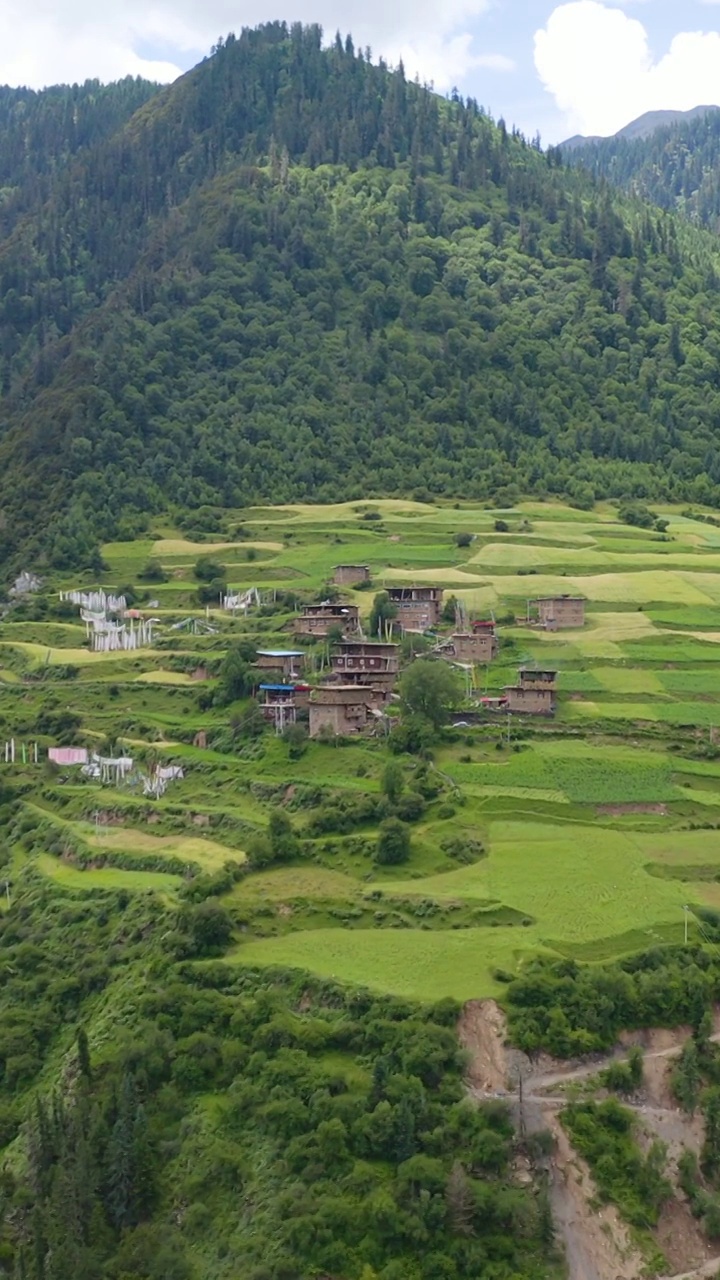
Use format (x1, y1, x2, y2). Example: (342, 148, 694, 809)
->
(333, 565, 370, 587)
(386, 586, 443, 632)
(437, 630, 498, 664)
(293, 602, 360, 639)
(534, 596, 585, 630)
(308, 685, 385, 738)
(255, 648, 305, 679)
(329, 640, 399, 690)
(504, 668, 557, 716)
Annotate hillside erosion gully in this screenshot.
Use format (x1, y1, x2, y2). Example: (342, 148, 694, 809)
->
(458, 1000, 720, 1280)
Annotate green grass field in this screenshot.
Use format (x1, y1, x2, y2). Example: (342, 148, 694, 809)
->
(10, 497, 720, 1000)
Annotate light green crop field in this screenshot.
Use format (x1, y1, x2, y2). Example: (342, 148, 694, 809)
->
(10, 497, 720, 1001)
(78, 828, 246, 870)
(230, 926, 556, 1002)
(35, 853, 181, 893)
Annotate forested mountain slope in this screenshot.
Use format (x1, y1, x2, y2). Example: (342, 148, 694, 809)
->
(566, 108, 720, 232)
(2, 24, 720, 570)
(0, 78, 158, 195)
(0, 880, 557, 1280)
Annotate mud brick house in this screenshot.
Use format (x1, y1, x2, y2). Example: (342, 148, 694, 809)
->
(387, 586, 443, 632)
(504, 668, 557, 715)
(308, 685, 386, 737)
(438, 630, 498, 664)
(329, 640, 399, 690)
(293, 602, 360, 639)
(333, 565, 370, 587)
(534, 596, 585, 630)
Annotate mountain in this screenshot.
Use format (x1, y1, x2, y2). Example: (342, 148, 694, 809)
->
(2, 26, 720, 572)
(560, 132, 602, 151)
(617, 106, 720, 142)
(561, 105, 720, 150)
(564, 107, 720, 232)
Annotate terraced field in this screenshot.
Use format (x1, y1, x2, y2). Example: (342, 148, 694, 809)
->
(8, 498, 720, 1000)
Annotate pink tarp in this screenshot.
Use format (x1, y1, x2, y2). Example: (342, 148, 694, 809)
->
(48, 747, 88, 765)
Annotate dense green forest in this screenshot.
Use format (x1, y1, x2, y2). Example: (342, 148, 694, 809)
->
(1, 24, 720, 568)
(0, 875, 556, 1280)
(0, 78, 158, 196)
(566, 108, 720, 232)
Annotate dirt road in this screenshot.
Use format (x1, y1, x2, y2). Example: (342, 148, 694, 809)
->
(459, 1000, 720, 1280)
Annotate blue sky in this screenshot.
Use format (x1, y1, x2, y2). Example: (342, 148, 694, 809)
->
(2, 1, 720, 144)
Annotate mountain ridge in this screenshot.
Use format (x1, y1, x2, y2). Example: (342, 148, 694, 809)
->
(561, 104, 720, 150)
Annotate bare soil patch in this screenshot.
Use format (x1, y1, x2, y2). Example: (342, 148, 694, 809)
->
(457, 999, 509, 1092)
(545, 1106, 645, 1280)
(655, 1195, 713, 1275)
(641, 1050, 678, 1111)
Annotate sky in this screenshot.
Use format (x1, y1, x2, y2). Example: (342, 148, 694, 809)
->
(2, 0, 720, 144)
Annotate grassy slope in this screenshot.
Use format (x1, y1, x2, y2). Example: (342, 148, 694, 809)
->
(10, 497, 720, 999)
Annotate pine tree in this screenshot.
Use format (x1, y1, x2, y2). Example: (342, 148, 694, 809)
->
(76, 1027, 91, 1083)
(106, 1075, 136, 1230)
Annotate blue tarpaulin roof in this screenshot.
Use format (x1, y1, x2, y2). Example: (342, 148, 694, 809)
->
(257, 649, 304, 657)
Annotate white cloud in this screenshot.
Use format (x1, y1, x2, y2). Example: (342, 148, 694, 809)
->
(0, 0, 509, 93)
(534, 1, 720, 138)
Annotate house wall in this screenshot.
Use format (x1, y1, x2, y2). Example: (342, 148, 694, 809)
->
(450, 632, 498, 663)
(333, 566, 370, 586)
(537, 598, 585, 629)
(505, 687, 555, 715)
(293, 609, 360, 638)
(332, 648, 398, 681)
(518, 671, 557, 691)
(388, 589, 443, 629)
(255, 653, 305, 676)
(309, 700, 368, 737)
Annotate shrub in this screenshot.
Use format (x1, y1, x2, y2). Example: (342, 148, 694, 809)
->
(375, 818, 411, 866)
(194, 557, 226, 582)
(138, 559, 168, 583)
(395, 792, 426, 822)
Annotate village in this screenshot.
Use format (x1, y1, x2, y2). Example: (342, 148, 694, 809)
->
(1, 564, 588, 775)
(254, 572, 585, 738)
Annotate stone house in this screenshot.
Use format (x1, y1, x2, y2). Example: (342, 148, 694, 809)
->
(329, 640, 399, 690)
(293, 603, 360, 639)
(534, 596, 585, 630)
(308, 685, 385, 737)
(504, 668, 557, 715)
(387, 586, 443, 631)
(333, 565, 370, 587)
(438, 630, 498, 664)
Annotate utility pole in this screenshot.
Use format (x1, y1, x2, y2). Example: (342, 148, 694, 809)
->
(517, 1065, 526, 1141)
(684, 904, 689, 945)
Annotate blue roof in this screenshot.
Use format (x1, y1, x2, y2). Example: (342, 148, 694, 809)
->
(257, 649, 304, 657)
(259, 684, 296, 693)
